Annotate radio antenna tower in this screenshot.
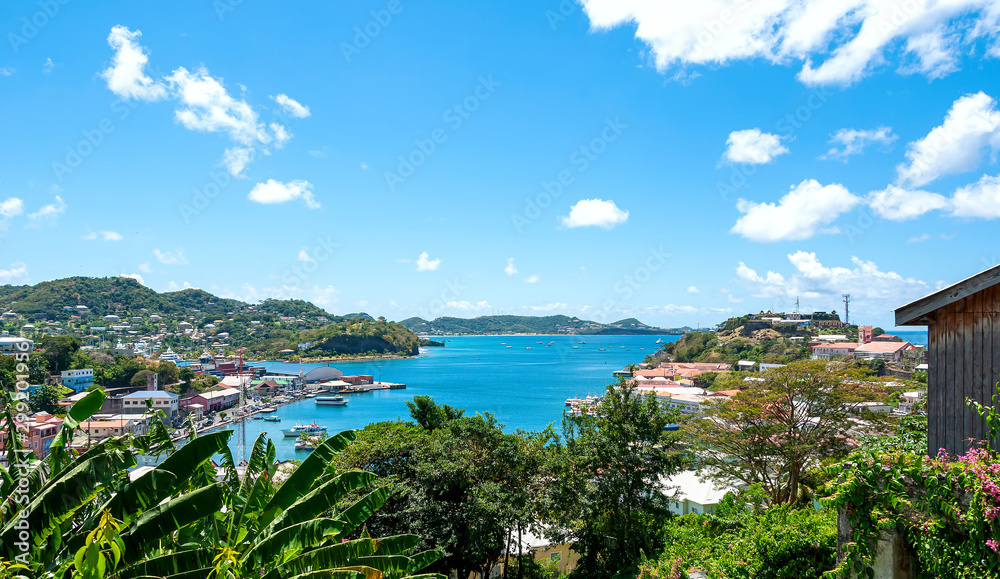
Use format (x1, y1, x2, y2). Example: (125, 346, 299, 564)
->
(236, 348, 248, 466)
(842, 294, 851, 326)
(795, 296, 800, 314)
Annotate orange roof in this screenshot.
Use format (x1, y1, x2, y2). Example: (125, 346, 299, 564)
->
(709, 389, 741, 397)
(81, 420, 131, 428)
(856, 341, 912, 353)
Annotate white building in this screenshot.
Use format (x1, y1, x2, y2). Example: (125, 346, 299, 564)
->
(662, 470, 741, 516)
(123, 391, 180, 418)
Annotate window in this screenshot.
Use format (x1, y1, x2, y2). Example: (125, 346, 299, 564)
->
(550, 552, 562, 563)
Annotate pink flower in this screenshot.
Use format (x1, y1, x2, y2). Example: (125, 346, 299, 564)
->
(986, 539, 998, 553)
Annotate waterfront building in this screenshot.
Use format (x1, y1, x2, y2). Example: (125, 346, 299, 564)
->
(181, 388, 240, 411)
(0, 336, 33, 355)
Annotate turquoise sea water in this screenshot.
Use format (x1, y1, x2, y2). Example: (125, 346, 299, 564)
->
(211, 329, 930, 461)
(215, 334, 680, 461)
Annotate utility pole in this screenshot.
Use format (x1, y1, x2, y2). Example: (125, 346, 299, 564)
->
(843, 294, 851, 326)
(795, 297, 800, 314)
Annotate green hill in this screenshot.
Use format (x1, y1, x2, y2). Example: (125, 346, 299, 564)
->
(399, 315, 685, 335)
(0, 277, 419, 359)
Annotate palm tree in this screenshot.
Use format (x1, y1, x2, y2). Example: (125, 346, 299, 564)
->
(0, 389, 442, 579)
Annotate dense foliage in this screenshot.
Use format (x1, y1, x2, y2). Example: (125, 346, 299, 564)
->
(641, 486, 837, 579)
(825, 388, 1000, 579)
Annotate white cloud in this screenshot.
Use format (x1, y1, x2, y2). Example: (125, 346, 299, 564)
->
(896, 92, 1000, 187)
(902, 29, 961, 79)
(0, 198, 24, 220)
(722, 129, 788, 164)
(26, 196, 67, 227)
(731, 179, 861, 242)
(154, 248, 188, 266)
(578, 0, 1000, 86)
(248, 179, 320, 209)
(444, 300, 492, 311)
(101, 25, 167, 101)
(270, 123, 291, 149)
(524, 274, 540, 284)
(82, 231, 97, 240)
(101, 26, 306, 177)
(951, 173, 1000, 219)
(166, 66, 271, 146)
(166, 281, 194, 291)
(138, 263, 152, 273)
(560, 198, 629, 229)
(416, 252, 441, 272)
(120, 273, 145, 285)
(0, 67, 14, 76)
(42, 57, 58, 74)
(736, 252, 930, 310)
(297, 249, 315, 263)
(867, 185, 950, 221)
(505, 258, 518, 276)
(223, 147, 255, 177)
(0, 262, 29, 285)
(273, 94, 311, 118)
(907, 233, 932, 244)
(686, 285, 701, 294)
(823, 127, 897, 160)
(100, 230, 123, 242)
(360, 162, 369, 170)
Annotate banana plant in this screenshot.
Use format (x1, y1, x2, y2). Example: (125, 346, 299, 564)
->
(0, 388, 444, 579)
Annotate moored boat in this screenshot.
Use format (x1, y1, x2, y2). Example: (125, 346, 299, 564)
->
(315, 395, 348, 406)
(282, 423, 327, 437)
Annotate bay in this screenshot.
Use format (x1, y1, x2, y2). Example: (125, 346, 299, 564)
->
(214, 334, 680, 461)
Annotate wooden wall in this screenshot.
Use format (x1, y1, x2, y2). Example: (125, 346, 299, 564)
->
(928, 284, 1000, 456)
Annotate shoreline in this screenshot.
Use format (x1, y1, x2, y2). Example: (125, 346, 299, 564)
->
(416, 333, 685, 338)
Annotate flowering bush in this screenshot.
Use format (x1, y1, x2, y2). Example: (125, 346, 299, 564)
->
(824, 393, 1000, 579)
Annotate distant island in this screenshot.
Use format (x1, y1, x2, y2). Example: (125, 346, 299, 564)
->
(400, 315, 693, 336)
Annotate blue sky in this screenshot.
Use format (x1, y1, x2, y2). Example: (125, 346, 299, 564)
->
(1, 0, 1000, 329)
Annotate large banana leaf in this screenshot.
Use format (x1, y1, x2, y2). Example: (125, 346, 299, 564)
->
(258, 430, 357, 527)
(405, 551, 443, 575)
(334, 489, 391, 539)
(115, 548, 215, 579)
(235, 469, 275, 531)
(373, 535, 421, 555)
(0, 452, 121, 558)
(239, 518, 346, 571)
(119, 483, 225, 565)
(286, 572, 366, 579)
(261, 539, 378, 579)
(48, 390, 107, 475)
(350, 556, 411, 577)
(239, 433, 274, 498)
(263, 471, 376, 535)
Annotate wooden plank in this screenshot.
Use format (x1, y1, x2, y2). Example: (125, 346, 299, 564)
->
(948, 312, 961, 455)
(928, 324, 939, 456)
(897, 265, 1000, 326)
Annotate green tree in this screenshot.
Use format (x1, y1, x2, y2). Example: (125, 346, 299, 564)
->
(28, 382, 63, 414)
(38, 335, 80, 373)
(156, 361, 179, 386)
(689, 361, 890, 505)
(545, 381, 684, 577)
(130, 369, 155, 389)
(405, 395, 465, 431)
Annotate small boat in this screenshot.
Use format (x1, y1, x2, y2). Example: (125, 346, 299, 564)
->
(315, 395, 348, 407)
(656, 339, 663, 344)
(526, 347, 532, 350)
(640, 347, 646, 350)
(579, 341, 587, 344)
(294, 439, 315, 451)
(598, 348, 606, 351)
(506, 346, 512, 348)
(262, 415, 281, 422)
(282, 423, 327, 437)
(537, 341, 543, 344)
(572, 346, 579, 349)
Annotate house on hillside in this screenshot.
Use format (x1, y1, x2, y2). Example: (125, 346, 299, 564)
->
(896, 263, 1000, 456)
